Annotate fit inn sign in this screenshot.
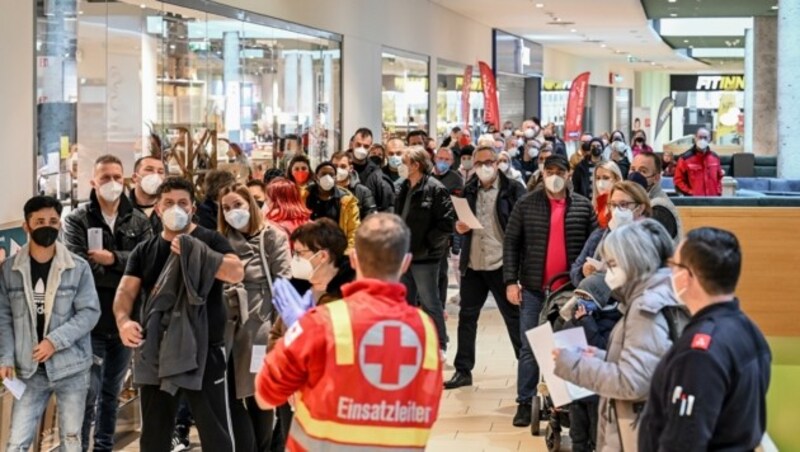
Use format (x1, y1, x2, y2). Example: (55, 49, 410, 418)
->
(695, 75, 745, 91)
(670, 74, 745, 92)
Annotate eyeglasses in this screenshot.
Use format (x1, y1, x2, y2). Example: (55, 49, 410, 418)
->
(473, 161, 495, 168)
(666, 259, 690, 271)
(608, 201, 639, 210)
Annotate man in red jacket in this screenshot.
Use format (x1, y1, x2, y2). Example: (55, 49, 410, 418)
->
(255, 213, 443, 451)
(674, 128, 724, 196)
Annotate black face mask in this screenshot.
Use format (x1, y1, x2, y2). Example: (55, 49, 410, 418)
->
(368, 155, 384, 166)
(31, 226, 59, 248)
(628, 171, 651, 189)
(581, 142, 591, 152)
(591, 146, 603, 157)
(545, 136, 555, 142)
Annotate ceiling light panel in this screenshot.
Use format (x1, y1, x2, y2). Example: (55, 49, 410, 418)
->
(656, 17, 753, 37)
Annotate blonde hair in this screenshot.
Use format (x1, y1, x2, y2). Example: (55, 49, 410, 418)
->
(477, 134, 496, 147)
(217, 183, 264, 236)
(592, 160, 623, 210)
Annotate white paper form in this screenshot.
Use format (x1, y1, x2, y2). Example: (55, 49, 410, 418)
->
(250, 345, 267, 373)
(3, 377, 26, 400)
(88, 228, 103, 251)
(450, 196, 484, 230)
(526, 323, 595, 407)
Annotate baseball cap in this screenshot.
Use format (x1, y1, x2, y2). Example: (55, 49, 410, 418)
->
(544, 154, 569, 171)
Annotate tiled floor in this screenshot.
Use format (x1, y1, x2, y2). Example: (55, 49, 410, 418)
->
(116, 290, 568, 451)
(429, 295, 565, 451)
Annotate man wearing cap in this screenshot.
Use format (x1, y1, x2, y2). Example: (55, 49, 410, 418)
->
(503, 154, 597, 427)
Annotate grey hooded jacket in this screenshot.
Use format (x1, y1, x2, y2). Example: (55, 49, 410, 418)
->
(224, 224, 291, 399)
(133, 234, 223, 394)
(554, 267, 681, 452)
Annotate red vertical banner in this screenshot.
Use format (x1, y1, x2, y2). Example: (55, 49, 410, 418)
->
(564, 71, 591, 142)
(478, 61, 500, 129)
(461, 65, 473, 128)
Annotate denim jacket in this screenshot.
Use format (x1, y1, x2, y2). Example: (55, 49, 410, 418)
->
(0, 241, 100, 381)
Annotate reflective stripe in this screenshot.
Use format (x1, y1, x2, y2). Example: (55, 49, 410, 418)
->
(417, 310, 438, 371)
(326, 300, 354, 365)
(293, 394, 431, 448)
(290, 419, 424, 451)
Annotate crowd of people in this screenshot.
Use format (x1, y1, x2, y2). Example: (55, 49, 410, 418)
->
(0, 119, 769, 452)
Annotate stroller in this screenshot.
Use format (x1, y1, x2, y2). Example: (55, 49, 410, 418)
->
(530, 272, 575, 451)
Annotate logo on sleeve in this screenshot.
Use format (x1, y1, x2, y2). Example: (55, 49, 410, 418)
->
(671, 386, 696, 417)
(691, 333, 712, 350)
(284, 322, 304, 347)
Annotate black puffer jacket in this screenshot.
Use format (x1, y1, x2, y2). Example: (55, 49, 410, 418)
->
(347, 178, 377, 219)
(459, 172, 526, 274)
(365, 168, 396, 213)
(503, 189, 597, 290)
(63, 191, 153, 333)
(395, 174, 455, 263)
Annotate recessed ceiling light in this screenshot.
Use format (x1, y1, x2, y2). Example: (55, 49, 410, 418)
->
(535, 3, 545, 8)
(771, 5, 778, 9)
(651, 62, 657, 66)
(570, 28, 577, 33)
(689, 45, 694, 48)
(600, 44, 607, 48)
(683, 39, 689, 43)
(140, 3, 146, 8)
(668, 0, 677, 3)
(670, 13, 678, 17)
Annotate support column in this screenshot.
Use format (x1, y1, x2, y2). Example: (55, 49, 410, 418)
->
(745, 17, 778, 155)
(223, 31, 241, 142)
(778, 0, 800, 178)
(0, 0, 34, 224)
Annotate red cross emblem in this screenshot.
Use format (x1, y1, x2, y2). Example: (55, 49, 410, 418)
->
(691, 333, 712, 351)
(359, 321, 422, 390)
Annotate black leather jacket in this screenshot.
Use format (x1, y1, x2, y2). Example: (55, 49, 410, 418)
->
(395, 174, 455, 263)
(63, 191, 153, 334)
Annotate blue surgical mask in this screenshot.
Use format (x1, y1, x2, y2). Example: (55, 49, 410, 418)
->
(435, 161, 451, 174)
(388, 155, 403, 169)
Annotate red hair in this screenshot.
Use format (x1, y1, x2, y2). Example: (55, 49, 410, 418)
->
(265, 177, 311, 228)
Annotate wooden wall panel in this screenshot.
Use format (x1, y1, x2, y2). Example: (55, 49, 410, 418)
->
(677, 207, 800, 336)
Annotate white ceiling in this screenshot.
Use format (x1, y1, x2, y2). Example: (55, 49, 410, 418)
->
(431, 0, 707, 72)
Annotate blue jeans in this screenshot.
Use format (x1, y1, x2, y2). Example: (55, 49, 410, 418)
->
(7, 368, 90, 452)
(402, 261, 447, 350)
(81, 333, 132, 452)
(518, 288, 544, 403)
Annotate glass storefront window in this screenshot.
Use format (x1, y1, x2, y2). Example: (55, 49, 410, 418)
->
(36, 0, 341, 204)
(381, 50, 429, 142)
(435, 60, 483, 141)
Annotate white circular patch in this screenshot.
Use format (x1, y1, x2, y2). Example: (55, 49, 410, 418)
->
(358, 320, 422, 391)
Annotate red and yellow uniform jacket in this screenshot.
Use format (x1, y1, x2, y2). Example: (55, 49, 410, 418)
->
(256, 279, 443, 451)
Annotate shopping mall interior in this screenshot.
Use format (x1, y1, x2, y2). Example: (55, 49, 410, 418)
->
(1, 0, 799, 450)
